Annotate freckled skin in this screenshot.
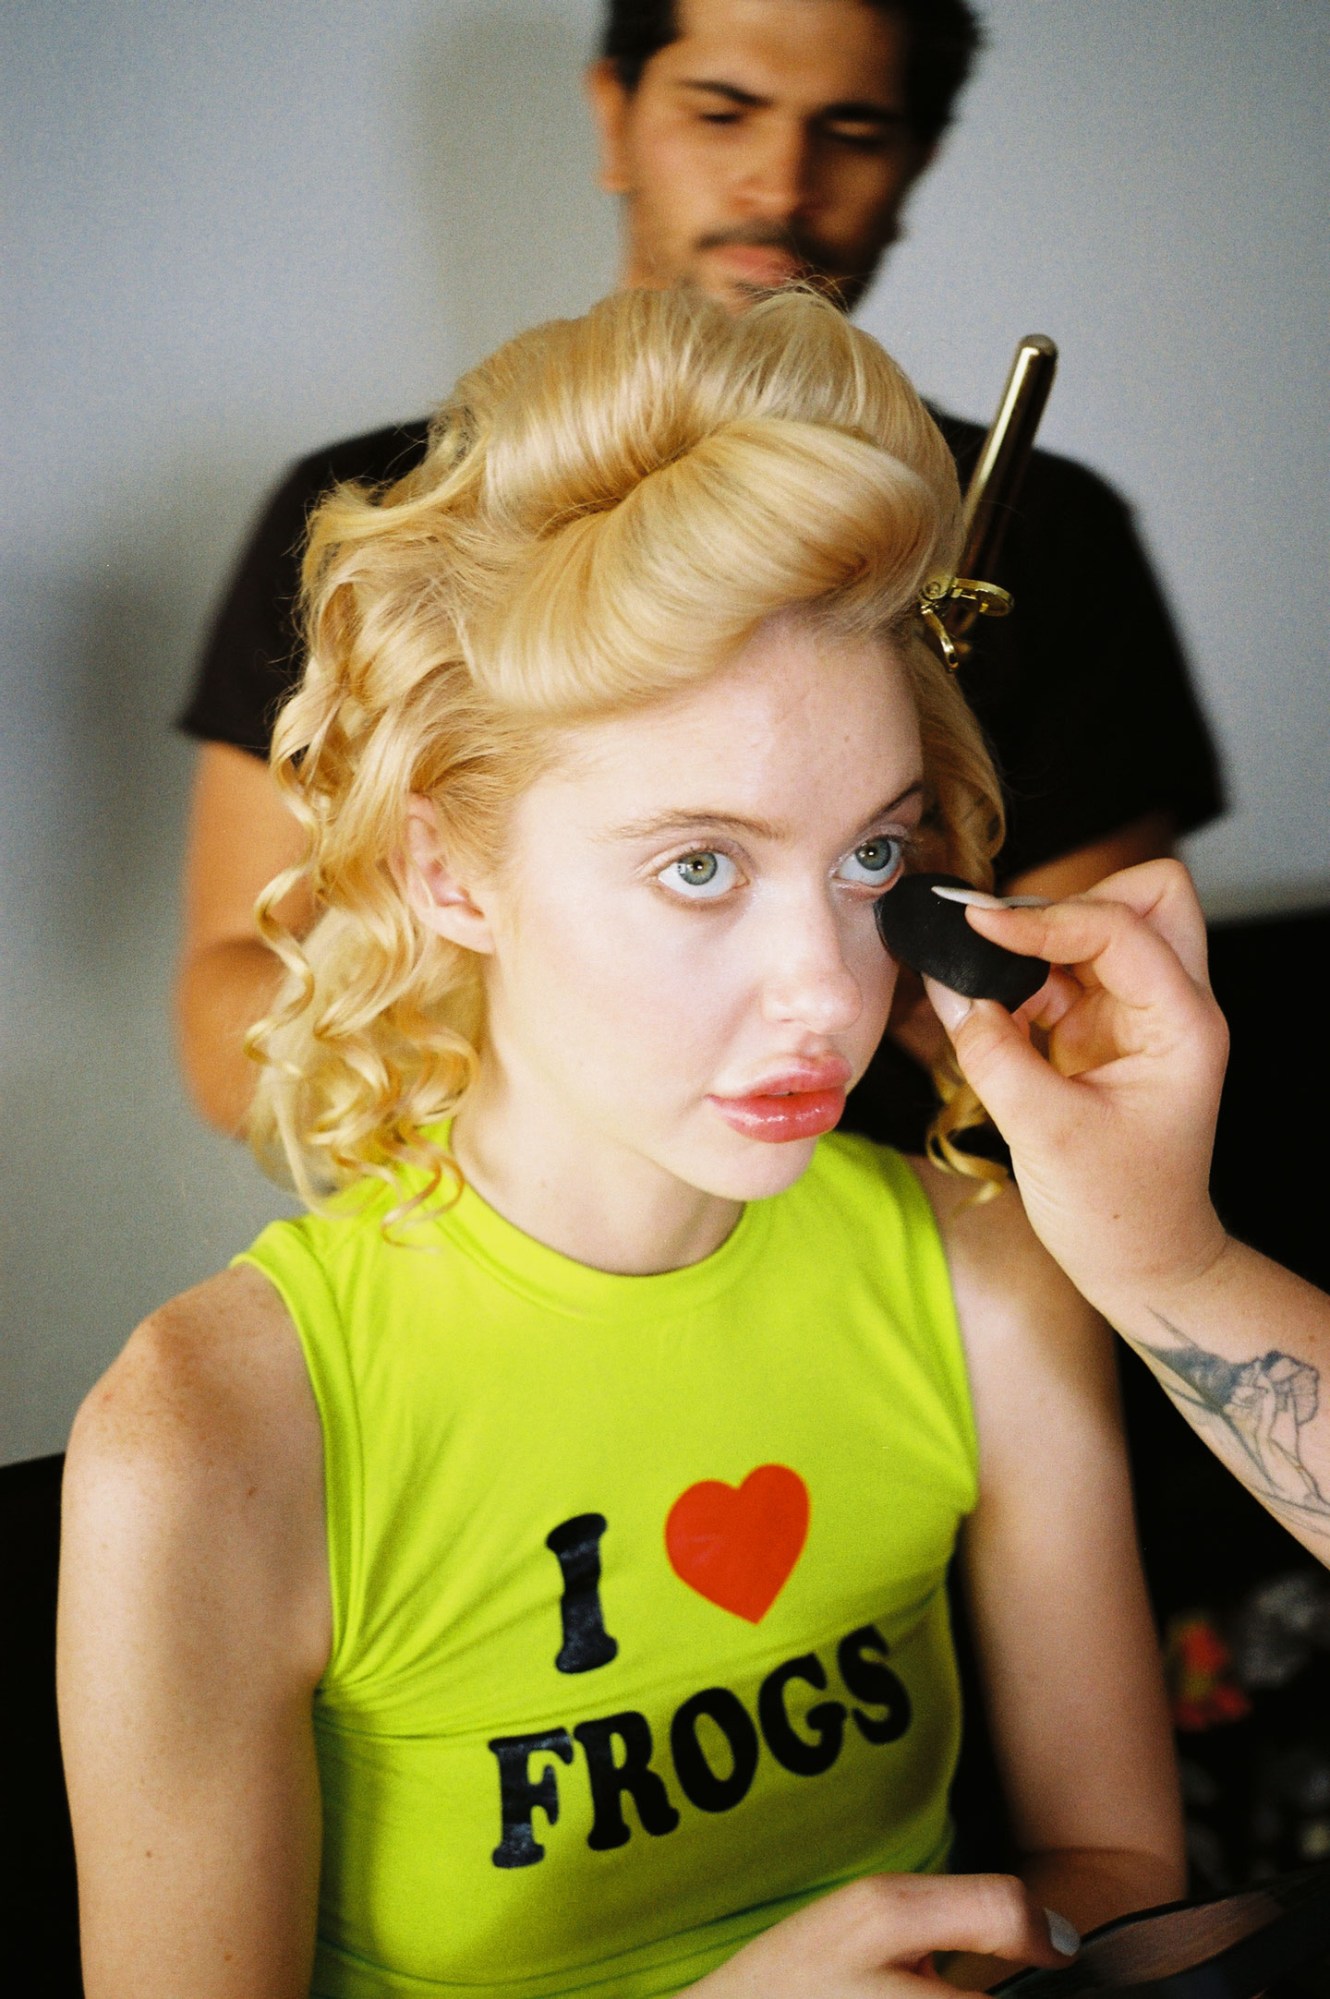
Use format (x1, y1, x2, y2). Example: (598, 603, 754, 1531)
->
(587, 0, 931, 314)
(421, 617, 924, 1274)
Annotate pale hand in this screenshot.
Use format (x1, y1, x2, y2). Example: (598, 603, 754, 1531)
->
(923, 860, 1230, 1317)
(690, 1872, 1076, 1996)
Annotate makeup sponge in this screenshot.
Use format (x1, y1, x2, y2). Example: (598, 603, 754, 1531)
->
(874, 872, 1049, 1009)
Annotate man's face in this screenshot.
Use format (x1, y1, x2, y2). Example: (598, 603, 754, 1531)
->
(588, 0, 929, 313)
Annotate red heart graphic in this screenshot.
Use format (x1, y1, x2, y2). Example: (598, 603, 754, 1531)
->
(665, 1464, 810, 1623)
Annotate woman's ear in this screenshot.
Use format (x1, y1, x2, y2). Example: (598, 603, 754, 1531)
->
(402, 796, 495, 955)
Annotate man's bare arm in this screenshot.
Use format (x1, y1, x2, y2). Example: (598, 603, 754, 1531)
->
(176, 743, 314, 1133)
(1001, 808, 1174, 902)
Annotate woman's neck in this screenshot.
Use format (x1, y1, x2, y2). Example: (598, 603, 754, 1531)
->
(450, 1070, 743, 1277)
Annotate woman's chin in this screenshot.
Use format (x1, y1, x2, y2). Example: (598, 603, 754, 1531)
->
(694, 1127, 822, 1203)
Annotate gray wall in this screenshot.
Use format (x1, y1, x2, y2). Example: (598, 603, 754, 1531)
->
(3, 0, 1327, 1463)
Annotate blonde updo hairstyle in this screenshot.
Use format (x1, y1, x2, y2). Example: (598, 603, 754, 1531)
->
(250, 288, 1005, 1207)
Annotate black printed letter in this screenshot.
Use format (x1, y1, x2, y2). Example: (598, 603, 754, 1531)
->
(838, 1624, 911, 1744)
(488, 1728, 574, 1868)
(574, 1711, 681, 1849)
(670, 1688, 760, 1813)
(758, 1652, 845, 1776)
(545, 1514, 619, 1674)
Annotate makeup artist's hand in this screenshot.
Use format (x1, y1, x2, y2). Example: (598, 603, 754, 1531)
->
(691, 1872, 1078, 1995)
(922, 859, 1229, 1318)
(887, 963, 950, 1069)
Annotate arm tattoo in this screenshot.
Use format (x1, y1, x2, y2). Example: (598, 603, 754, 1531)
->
(1140, 1315, 1330, 1540)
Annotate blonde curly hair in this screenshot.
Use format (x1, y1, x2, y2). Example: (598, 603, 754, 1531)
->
(249, 287, 1004, 1207)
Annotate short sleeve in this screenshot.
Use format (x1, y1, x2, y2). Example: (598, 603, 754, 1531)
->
(179, 419, 432, 759)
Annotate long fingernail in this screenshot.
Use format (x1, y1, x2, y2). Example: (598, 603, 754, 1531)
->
(922, 976, 972, 1032)
(932, 887, 1052, 910)
(1044, 1910, 1081, 1959)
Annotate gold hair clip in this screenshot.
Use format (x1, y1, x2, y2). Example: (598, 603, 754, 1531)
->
(917, 574, 1013, 671)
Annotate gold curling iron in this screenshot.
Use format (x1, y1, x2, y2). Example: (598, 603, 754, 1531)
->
(920, 333, 1059, 669)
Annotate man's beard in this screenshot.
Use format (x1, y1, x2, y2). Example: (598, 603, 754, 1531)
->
(692, 221, 890, 311)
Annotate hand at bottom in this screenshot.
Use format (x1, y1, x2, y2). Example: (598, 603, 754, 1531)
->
(691, 1872, 1078, 1997)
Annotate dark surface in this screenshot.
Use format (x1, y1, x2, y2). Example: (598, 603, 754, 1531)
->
(874, 872, 1050, 1007)
(1, 1451, 82, 1994)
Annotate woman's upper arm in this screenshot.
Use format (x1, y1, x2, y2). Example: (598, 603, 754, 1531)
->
(923, 1169, 1184, 1894)
(58, 1266, 331, 1999)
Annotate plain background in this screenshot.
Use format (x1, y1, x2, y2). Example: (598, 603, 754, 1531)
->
(3, 0, 1328, 1463)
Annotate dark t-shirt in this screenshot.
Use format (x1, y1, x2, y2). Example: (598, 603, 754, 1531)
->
(181, 412, 1224, 1145)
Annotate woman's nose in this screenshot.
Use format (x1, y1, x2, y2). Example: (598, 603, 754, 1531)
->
(758, 902, 865, 1036)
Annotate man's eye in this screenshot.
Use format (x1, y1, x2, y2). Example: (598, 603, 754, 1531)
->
(658, 850, 740, 899)
(824, 122, 893, 152)
(838, 835, 904, 888)
(700, 110, 741, 125)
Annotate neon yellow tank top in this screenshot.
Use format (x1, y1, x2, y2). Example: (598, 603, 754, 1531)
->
(237, 1133, 978, 1999)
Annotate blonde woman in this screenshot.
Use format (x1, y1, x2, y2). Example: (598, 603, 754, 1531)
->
(60, 290, 1183, 1999)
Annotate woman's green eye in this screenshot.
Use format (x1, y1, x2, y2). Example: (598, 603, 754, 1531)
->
(839, 835, 904, 887)
(658, 850, 740, 898)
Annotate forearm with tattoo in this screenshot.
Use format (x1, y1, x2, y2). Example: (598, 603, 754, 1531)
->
(1133, 1313, 1330, 1548)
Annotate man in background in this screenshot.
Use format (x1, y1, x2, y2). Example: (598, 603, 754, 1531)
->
(177, 0, 1221, 1135)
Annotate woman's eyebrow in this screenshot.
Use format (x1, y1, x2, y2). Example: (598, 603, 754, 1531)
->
(604, 808, 785, 843)
(867, 781, 924, 821)
(605, 783, 924, 845)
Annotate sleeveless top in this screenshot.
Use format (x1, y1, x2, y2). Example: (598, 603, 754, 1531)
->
(237, 1133, 978, 1999)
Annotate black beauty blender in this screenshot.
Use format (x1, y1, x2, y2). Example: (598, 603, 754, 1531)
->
(874, 871, 1050, 1009)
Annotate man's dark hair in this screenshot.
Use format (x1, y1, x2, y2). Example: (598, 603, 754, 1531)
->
(601, 0, 984, 150)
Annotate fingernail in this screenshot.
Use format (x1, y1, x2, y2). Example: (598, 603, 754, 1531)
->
(1044, 1910, 1081, 1959)
(922, 976, 972, 1032)
(932, 886, 1051, 910)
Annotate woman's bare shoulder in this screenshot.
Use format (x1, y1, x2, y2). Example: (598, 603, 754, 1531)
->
(905, 1155, 1122, 1499)
(72, 1265, 312, 1470)
(906, 1157, 1058, 1306)
(64, 1266, 329, 1681)
(904, 1155, 1112, 1393)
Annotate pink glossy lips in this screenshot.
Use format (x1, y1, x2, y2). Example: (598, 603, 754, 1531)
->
(709, 1060, 851, 1144)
